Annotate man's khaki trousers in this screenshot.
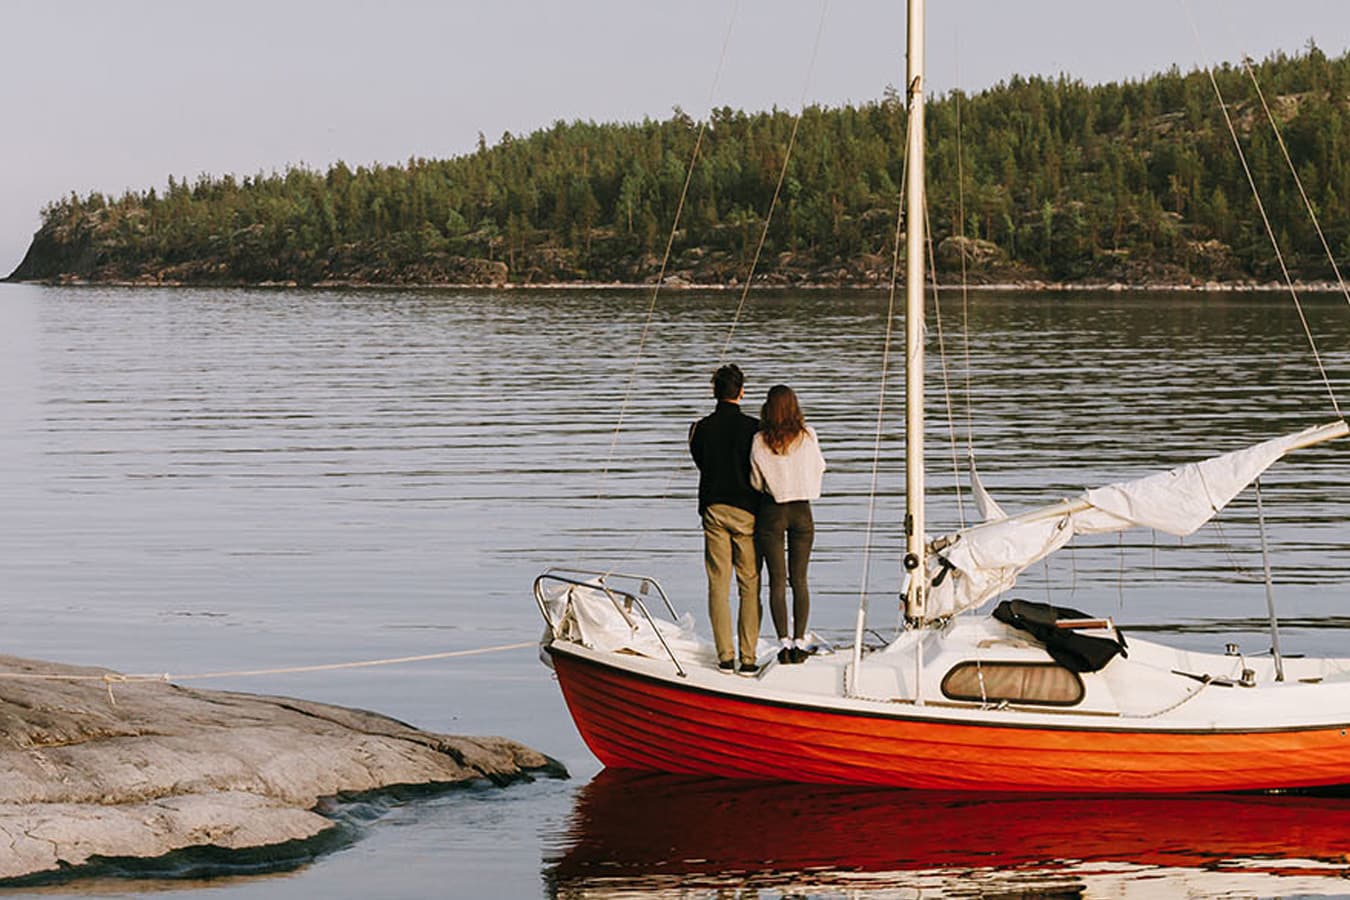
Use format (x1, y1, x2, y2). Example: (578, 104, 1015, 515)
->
(702, 503, 761, 665)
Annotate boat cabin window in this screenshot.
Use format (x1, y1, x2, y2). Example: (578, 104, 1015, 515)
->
(941, 661, 1084, 707)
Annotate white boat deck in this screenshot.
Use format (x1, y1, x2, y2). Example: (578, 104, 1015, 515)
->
(539, 576, 1350, 732)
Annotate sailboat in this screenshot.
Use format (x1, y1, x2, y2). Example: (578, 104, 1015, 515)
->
(534, 2, 1350, 792)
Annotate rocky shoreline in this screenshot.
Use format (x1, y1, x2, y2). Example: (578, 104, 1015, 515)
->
(5, 274, 1346, 294)
(0, 655, 564, 886)
(6, 230, 1344, 294)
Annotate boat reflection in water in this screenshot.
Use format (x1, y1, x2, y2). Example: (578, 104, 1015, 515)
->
(544, 769, 1350, 898)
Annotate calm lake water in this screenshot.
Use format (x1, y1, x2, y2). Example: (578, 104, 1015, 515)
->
(3, 283, 1350, 898)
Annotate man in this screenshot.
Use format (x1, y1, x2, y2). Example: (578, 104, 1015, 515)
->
(688, 364, 762, 676)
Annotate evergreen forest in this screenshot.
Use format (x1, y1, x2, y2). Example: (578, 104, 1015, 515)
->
(9, 45, 1350, 288)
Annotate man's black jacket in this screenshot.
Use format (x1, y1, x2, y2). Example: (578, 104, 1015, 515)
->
(689, 400, 760, 516)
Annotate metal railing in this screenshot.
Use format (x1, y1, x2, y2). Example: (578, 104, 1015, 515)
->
(533, 567, 686, 677)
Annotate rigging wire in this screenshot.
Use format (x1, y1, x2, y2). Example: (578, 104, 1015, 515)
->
(1211, 517, 1255, 581)
(721, 0, 832, 358)
(1181, 0, 1343, 420)
(854, 122, 907, 644)
(954, 40, 981, 519)
(1254, 478, 1286, 681)
(1239, 54, 1350, 309)
(606, 0, 833, 569)
(596, 0, 741, 498)
(1116, 532, 1125, 607)
(920, 25, 975, 536)
(924, 195, 968, 531)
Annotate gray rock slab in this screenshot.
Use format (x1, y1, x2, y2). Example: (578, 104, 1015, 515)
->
(0, 655, 562, 883)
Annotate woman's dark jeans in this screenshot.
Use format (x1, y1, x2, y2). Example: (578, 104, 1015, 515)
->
(755, 499, 815, 640)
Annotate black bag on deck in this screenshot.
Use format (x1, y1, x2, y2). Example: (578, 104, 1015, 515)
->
(992, 599, 1128, 673)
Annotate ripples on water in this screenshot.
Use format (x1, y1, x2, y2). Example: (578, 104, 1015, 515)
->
(2, 284, 1350, 898)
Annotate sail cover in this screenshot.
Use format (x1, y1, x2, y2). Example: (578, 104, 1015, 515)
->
(925, 421, 1347, 619)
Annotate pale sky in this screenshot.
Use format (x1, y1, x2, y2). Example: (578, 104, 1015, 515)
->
(3, 0, 1348, 276)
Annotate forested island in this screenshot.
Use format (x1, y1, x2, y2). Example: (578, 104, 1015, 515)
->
(8, 46, 1349, 289)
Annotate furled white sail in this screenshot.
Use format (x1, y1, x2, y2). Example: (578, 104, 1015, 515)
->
(925, 421, 1348, 619)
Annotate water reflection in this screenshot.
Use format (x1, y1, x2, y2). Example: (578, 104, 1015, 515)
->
(544, 769, 1350, 898)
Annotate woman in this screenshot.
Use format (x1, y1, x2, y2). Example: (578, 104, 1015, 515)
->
(750, 385, 826, 665)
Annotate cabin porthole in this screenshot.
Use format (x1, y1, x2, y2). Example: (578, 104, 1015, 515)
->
(941, 661, 1085, 707)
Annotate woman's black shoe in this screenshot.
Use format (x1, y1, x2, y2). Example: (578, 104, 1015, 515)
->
(790, 647, 810, 664)
(777, 648, 792, 665)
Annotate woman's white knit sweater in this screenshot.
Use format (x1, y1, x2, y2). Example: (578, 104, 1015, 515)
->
(749, 426, 826, 503)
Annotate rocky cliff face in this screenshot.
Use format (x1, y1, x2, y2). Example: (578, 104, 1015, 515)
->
(6, 216, 104, 282)
(5, 211, 517, 287)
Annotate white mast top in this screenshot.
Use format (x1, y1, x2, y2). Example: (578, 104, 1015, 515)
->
(903, 0, 927, 623)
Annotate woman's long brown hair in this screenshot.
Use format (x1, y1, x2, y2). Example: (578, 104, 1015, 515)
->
(760, 385, 807, 455)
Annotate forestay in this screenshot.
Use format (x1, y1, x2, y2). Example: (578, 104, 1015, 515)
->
(925, 421, 1349, 619)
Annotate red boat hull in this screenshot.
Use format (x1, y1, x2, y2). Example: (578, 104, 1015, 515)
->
(550, 646, 1350, 792)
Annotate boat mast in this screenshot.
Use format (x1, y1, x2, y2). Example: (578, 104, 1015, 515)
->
(903, 0, 927, 624)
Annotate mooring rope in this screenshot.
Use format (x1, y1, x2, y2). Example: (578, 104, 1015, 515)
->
(0, 641, 537, 685)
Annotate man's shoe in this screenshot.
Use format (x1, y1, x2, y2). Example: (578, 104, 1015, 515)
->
(718, 659, 736, 674)
(738, 661, 761, 677)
